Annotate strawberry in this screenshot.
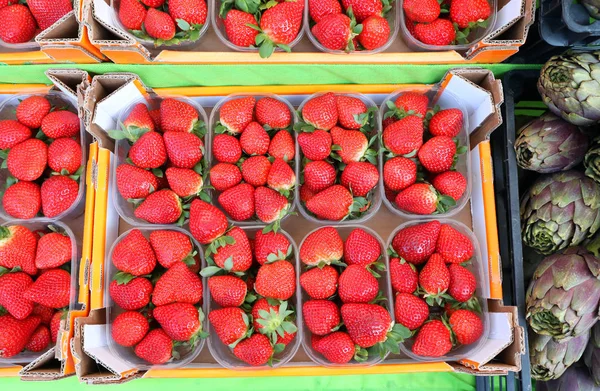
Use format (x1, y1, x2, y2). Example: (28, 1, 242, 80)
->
(24, 269, 70, 309)
(134, 189, 183, 224)
(382, 115, 423, 156)
(35, 232, 71, 269)
(41, 111, 80, 139)
(153, 262, 203, 306)
(403, 0, 440, 23)
(358, 15, 390, 50)
(224, 10, 259, 47)
(414, 19, 456, 46)
(165, 167, 203, 198)
(448, 264, 476, 302)
(312, 14, 353, 51)
(391, 221, 440, 265)
(16, 96, 51, 129)
(0, 314, 41, 358)
(429, 109, 463, 137)
(163, 131, 204, 169)
(212, 227, 252, 272)
(0, 5, 36, 44)
(268, 130, 295, 161)
(50, 311, 62, 342)
(393, 92, 429, 117)
(251, 298, 297, 344)
(109, 276, 153, 311)
(311, 334, 323, 352)
(119, 0, 147, 30)
(267, 158, 296, 194)
(300, 265, 338, 299)
(0, 272, 33, 319)
(2, 181, 41, 219)
(341, 0, 382, 22)
(116, 164, 159, 200)
(134, 329, 173, 364)
(303, 300, 340, 335)
(233, 333, 273, 366)
(256, 97, 291, 129)
(389, 258, 418, 293)
(218, 96, 255, 134)
(303, 160, 336, 193)
(384, 186, 397, 203)
(129, 131, 167, 169)
(418, 136, 457, 174)
(254, 230, 291, 265)
(395, 183, 444, 215)
(449, 309, 483, 345)
(241, 155, 271, 186)
(25, 325, 50, 352)
(299, 185, 317, 203)
(336, 96, 368, 130)
(449, 0, 491, 28)
(111, 311, 149, 347)
(212, 134, 242, 163)
(210, 163, 242, 191)
(436, 224, 474, 264)
(145, 8, 176, 40)
(149, 230, 194, 269)
(0, 225, 37, 275)
(301, 93, 338, 131)
(141, 0, 166, 6)
(340, 161, 379, 197)
(7, 138, 47, 181)
(240, 122, 270, 156)
(40, 175, 78, 218)
(255, 1, 304, 58)
(298, 130, 332, 161)
(168, 0, 207, 27)
(383, 157, 417, 192)
(255, 260, 296, 300)
(419, 253, 450, 304)
(154, 303, 205, 343)
(208, 307, 249, 345)
(432, 171, 467, 201)
(255, 186, 290, 226)
(338, 264, 378, 303)
(344, 228, 381, 266)
(0, 120, 31, 149)
(208, 275, 247, 307)
(412, 320, 452, 357)
(160, 98, 202, 134)
(306, 185, 358, 221)
(47, 137, 81, 175)
(309, 0, 342, 23)
(218, 183, 255, 221)
(189, 199, 228, 245)
(330, 126, 368, 164)
(112, 229, 156, 276)
(300, 226, 343, 266)
(382, 116, 397, 129)
(315, 332, 361, 364)
(149, 109, 161, 131)
(27, 0, 72, 30)
(121, 103, 155, 137)
(32, 304, 54, 325)
(394, 293, 429, 330)
(341, 303, 407, 350)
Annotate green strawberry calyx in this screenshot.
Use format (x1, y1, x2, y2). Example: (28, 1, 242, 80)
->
(369, 322, 411, 359)
(255, 300, 298, 345)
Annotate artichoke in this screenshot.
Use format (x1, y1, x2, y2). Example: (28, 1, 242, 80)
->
(585, 323, 600, 385)
(538, 51, 600, 126)
(515, 112, 588, 173)
(530, 329, 590, 380)
(537, 366, 600, 391)
(526, 247, 600, 341)
(586, 137, 600, 183)
(521, 170, 600, 255)
(582, 0, 600, 19)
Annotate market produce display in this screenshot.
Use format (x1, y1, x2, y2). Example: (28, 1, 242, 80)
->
(0, 0, 72, 44)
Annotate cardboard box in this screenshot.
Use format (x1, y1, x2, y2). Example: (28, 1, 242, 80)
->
(71, 70, 525, 384)
(87, 0, 534, 64)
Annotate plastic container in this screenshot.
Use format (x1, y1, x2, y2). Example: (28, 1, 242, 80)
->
(295, 92, 382, 225)
(386, 219, 490, 362)
(112, 96, 208, 227)
(379, 86, 471, 219)
(304, 0, 399, 54)
(0, 92, 87, 222)
(105, 226, 206, 370)
(299, 225, 394, 367)
(0, 219, 80, 365)
(538, 0, 600, 47)
(399, 0, 497, 52)
(206, 226, 302, 370)
(212, 0, 306, 53)
(207, 93, 298, 226)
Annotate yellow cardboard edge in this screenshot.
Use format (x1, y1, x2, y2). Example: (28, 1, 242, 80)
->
(91, 146, 111, 310)
(154, 85, 429, 96)
(0, 85, 51, 94)
(78, 142, 97, 304)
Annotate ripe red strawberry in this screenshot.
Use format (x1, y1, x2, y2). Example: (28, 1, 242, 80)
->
(16, 96, 50, 129)
(47, 138, 81, 175)
(28, 0, 72, 30)
(341, 303, 394, 348)
(210, 163, 242, 191)
(256, 97, 291, 129)
(24, 269, 70, 309)
(300, 265, 338, 299)
(257, 1, 304, 57)
(436, 224, 474, 264)
(0, 272, 33, 319)
(254, 230, 291, 265)
(340, 161, 379, 197)
(382, 115, 423, 156)
(119, 0, 147, 30)
(414, 18, 456, 46)
(109, 276, 153, 311)
(111, 311, 149, 347)
(418, 136, 457, 174)
(338, 265, 378, 303)
(251, 298, 296, 345)
(341, 0, 381, 22)
(311, 334, 323, 352)
(153, 262, 203, 306)
(255, 186, 290, 225)
(0, 225, 37, 275)
(448, 264, 476, 302)
(160, 98, 201, 133)
(32, 304, 54, 325)
(2, 181, 41, 219)
(168, 0, 207, 27)
(429, 108, 463, 137)
(208, 275, 247, 307)
(301, 93, 338, 131)
(149, 230, 193, 269)
(391, 220, 440, 265)
(309, 0, 342, 23)
(163, 131, 204, 169)
(300, 226, 343, 266)
(145, 8, 176, 40)
(450, 0, 491, 28)
(189, 199, 228, 245)
(134, 329, 173, 364)
(331, 126, 368, 164)
(224, 10, 259, 47)
(112, 229, 156, 276)
(129, 131, 167, 169)
(165, 167, 203, 198)
(344, 228, 381, 266)
(241, 156, 271, 186)
(35, 232, 71, 269)
(116, 164, 159, 200)
(449, 309, 483, 345)
(219, 96, 255, 134)
(7, 138, 47, 181)
(142, 0, 166, 7)
(412, 320, 452, 357)
(0, 5, 36, 44)
(383, 157, 417, 192)
(240, 122, 270, 156)
(315, 332, 358, 364)
(394, 293, 429, 330)
(121, 103, 155, 137)
(213, 227, 252, 272)
(389, 257, 418, 293)
(154, 303, 204, 343)
(25, 325, 50, 352)
(41, 110, 80, 139)
(312, 14, 352, 51)
(298, 130, 332, 161)
(358, 15, 390, 50)
(419, 253, 450, 301)
(149, 109, 161, 131)
(299, 185, 317, 203)
(432, 171, 467, 201)
(0, 314, 41, 358)
(336, 96, 368, 130)
(218, 183, 255, 221)
(303, 160, 336, 193)
(208, 307, 249, 345)
(40, 175, 78, 218)
(403, 0, 440, 22)
(382, 116, 397, 130)
(306, 185, 355, 221)
(134, 189, 183, 224)
(394, 92, 429, 117)
(50, 311, 62, 342)
(212, 134, 242, 163)
(303, 300, 340, 335)
(395, 183, 443, 215)
(268, 130, 295, 161)
(0, 120, 31, 149)
(255, 260, 296, 300)
(233, 333, 273, 366)
(267, 158, 295, 194)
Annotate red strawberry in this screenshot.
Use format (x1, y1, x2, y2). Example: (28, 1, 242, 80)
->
(208, 307, 249, 345)
(383, 157, 417, 192)
(153, 262, 203, 306)
(7, 138, 47, 181)
(394, 92, 429, 117)
(418, 136, 457, 173)
(116, 164, 159, 200)
(129, 132, 167, 169)
(311, 334, 323, 352)
(300, 226, 343, 266)
(254, 230, 291, 265)
(41, 111, 80, 139)
(25, 325, 50, 352)
(358, 15, 390, 50)
(163, 131, 204, 169)
(160, 98, 201, 133)
(212, 134, 242, 163)
(301, 93, 338, 131)
(309, 0, 342, 23)
(449, 0, 491, 28)
(240, 122, 270, 156)
(166, 167, 203, 198)
(403, 0, 440, 22)
(119, 0, 147, 30)
(394, 293, 429, 330)
(134, 329, 173, 364)
(141, 0, 166, 7)
(389, 258, 418, 293)
(436, 224, 474, 264)
(0, 314, 41, 358)
(0, 5, 36, 44)
(24, 269, 70, 309)
(395, 183, 442, 215)
(419, 253, 450, 302)
(251, 298, 296, 345)
(109, 276, 153, 311)
(448, 264, 476, 302)
(218, 183, 255, 221)
(27, 0, 72, 30)
(391, 220, 441, 265)
(382, 116, 397, 130)
(267, 158, 295, 194)
(414, 19, 456, 46)
(299, 185, 317, 203)
(189, 199, 228, 244)
(50, 311, 62, 342)
(121, 103, 155, 137)
(241, 155, 271, 186)
(312, 14, 352, 51)
(330, 126, 368, 164)
(154, 303, 204, 343)
(341, 0, 381, 22)
(340, 161, 379, 197)
(233, 333, 273, 366)
(208, 275, 247, 307)
(315, 332, 359, 364)
(303, 160, 336, 193)
(344, 228, 381, 266)
(48, 138, 81, 174)
(268, 130, 295, 161)
(168, 0, 207, 27)
(210, 163, 242, 191)
(0, 120, 31, 149)
(2, 181, 41, 219)
(218, 96, 255, 134)
(35, 232, 71, 269)
(32, 304, 54, 325)
(112, 229, 156, 276)
(213, 227, 252, 272)
(224, 10, 259, 47)
(303, 300, 340, 335)
(149, 230, 193, 269)
(306, 185, 356, 221)
(0, 272, 33, 319)
(256, 1, 304, 57)
(449, 309, 483, 345)
(255, 260, 296, 300)
(412, 320, 452, 357)
(145, 8, 176, 40)
(111, 311, 149, 347)
(255, 186, 290, 225)
(149, 109, 161, 131)
(384, 186, 397, 203)
(382, 115, 423, 156)
(256, 97, 291, 129)
(300, 265, 338, 299)
(298, 130, 332, 161)
(341, 303, 398, 348)
(336, 96, 368, 130)
(0, 225, 37, 275)
(40, 175, 79, 218)
(134, 189, 183, 224)
(429, 109, 463, 137)
(16, 96, 50, 129)
(338, 264, 378, 303)
(432, 171, 467, 201)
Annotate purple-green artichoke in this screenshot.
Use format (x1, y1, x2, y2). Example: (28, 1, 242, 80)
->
(520, 170, 600, 255)
(585, 137, 600, 184)
(530, 329, 590, 380)
(585, 323, 600, 385)
(537, 366, 600, 391)
(526, 247, 600, 341)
